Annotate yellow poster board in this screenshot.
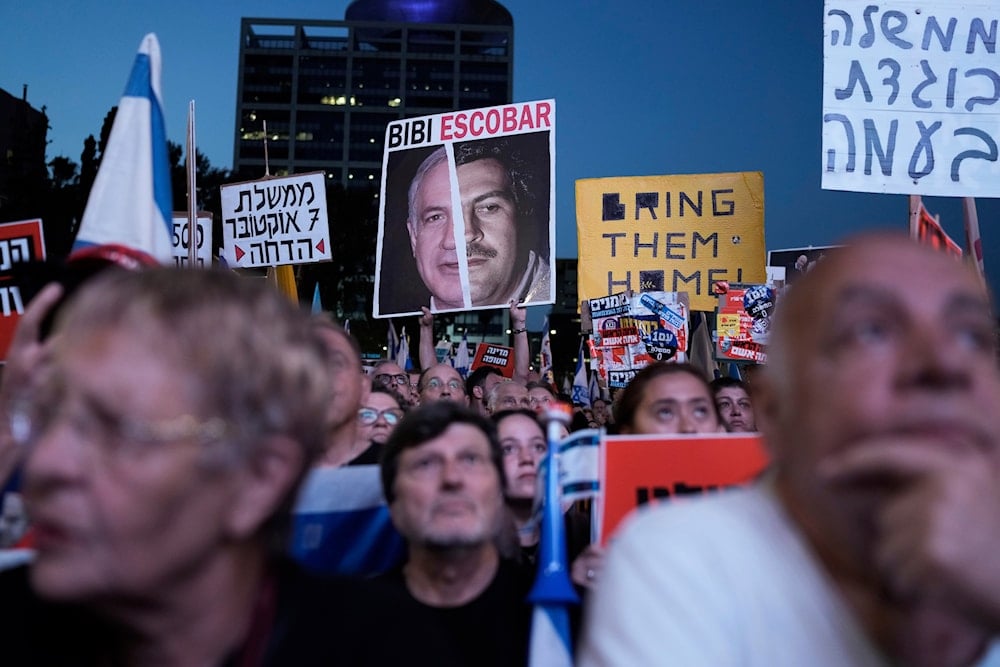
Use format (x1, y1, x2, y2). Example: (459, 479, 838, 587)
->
(576, 172, 765, 311)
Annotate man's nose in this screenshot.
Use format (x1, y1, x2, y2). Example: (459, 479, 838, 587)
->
(440, 457, 465, 486)
(677, 412, 697, 434)
(463, 207, 484, 243)
(900, 325, 972, 391)
(24, 421, 87, 498)
(440, 216, 458, 250)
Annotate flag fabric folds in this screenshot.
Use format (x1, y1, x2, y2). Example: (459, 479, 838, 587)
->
(571, 337, 590, 407)
(528, 409, 580, 667)
(397, 326, 411, 371)
(74, 33, 173, 262)
(540, 316, 554, 388)
(290, 465, 405, 576)
(559, 428, 601, 505)
(387, 320, 399, 362)
(453, 330, 471, 378)
(311, 283, 323, 314)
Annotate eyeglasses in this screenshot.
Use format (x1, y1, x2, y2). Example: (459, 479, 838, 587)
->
(357, 407, 404, 426)
(423, 377, 464, 392)
(7, 397, 230, 458)
(374, 373, 409, 387)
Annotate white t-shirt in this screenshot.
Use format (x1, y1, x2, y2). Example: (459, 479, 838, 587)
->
(578, 483, 1000, 667)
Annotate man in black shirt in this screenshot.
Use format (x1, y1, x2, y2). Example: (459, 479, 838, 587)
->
(380, 402, 533, 666)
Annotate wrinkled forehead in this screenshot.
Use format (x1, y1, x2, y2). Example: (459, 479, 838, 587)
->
(425, 366, 462, 385)
(404, 422, 491, 458)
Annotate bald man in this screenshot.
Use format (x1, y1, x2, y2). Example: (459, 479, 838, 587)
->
(581, 234, 1000, 666)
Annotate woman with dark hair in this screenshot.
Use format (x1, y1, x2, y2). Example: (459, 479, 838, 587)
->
(615, 363, 723, 435)
(492, 409, 598, 590)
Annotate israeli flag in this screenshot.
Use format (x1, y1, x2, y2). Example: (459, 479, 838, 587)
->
(528, 413, 580, 667)
(74, 34, 173, 262)
(571, 337, 590, 407)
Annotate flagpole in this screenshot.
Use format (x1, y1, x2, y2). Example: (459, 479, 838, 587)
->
(185, 100, 197, 267)
(908, 194, 921, 239)
(963, 197, 986, 283)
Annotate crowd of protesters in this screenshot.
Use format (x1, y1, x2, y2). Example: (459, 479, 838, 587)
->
(3, 232, 1000, 665)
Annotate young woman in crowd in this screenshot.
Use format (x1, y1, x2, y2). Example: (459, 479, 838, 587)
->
(614, 362, 723, 435)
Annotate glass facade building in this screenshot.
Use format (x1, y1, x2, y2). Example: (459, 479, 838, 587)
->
(233, 10, 513, 187)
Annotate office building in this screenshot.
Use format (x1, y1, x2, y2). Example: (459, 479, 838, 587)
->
(233, 0, 513, 186)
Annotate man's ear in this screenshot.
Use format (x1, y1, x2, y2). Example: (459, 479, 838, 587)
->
(225, 435, 304, 540)
(473, 385, 484, 400)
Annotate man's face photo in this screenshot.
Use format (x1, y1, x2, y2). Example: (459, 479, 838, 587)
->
(407, 157, 463, 308)
(407, 155, 521, 310)
(457, 157, 520, 306)
(381, 125, 553, 317)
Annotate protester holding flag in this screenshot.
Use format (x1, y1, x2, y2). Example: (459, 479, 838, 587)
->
(494, 409, 590, 566)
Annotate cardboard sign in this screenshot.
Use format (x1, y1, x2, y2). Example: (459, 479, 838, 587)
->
(767, 246, 838, 285)
(374, 99, 556, 317)
(822, 1, 1000, 197)
(576, 172, 766, 311)
(170, 212, 213, 267)
(0, 219, 46, 361)
(715, 283, 773, 364)
(599, 433, 769, 543)
(471, 342, 515, 377)
(588, 291, 691, 388)
(220, 172, 331, 268)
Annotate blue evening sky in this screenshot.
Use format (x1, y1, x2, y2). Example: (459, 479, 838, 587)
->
(3, 1, 999, 299)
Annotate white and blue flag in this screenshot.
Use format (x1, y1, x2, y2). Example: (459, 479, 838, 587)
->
(74, 34, 173, 262)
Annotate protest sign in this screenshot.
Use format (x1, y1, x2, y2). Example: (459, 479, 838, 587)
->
(587, 290, 690, 388)
(374, 99, 556, 317)
(220, 172, 331, 268)
(471, 342, 515, 377)
(0, 219, 46, 361)
(171, 212, 212, 267)
(576, 172, 765, 311)
(714, 283, 774, 364)
(767, 245, 838, 285)
(822, 1, 1000, 197)
(599, 433, 769, 543)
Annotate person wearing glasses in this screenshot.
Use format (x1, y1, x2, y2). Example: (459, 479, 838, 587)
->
(417, 363, 468, 406)
(0, 267, 450, 665)
(352, 386, 407, 466)
(371, 360, 415, 407)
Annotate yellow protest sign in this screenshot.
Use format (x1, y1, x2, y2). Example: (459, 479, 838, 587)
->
(576, 172, 765, 311)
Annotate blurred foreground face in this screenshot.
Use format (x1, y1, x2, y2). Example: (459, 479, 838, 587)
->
(623, 373, 720, 435)
(23, 325, 238, 603)
(765, 237, 1000, 523)
(497, 413, 547, 501)
(715, 386, 755, 432)
(389, 423, 503, 549)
